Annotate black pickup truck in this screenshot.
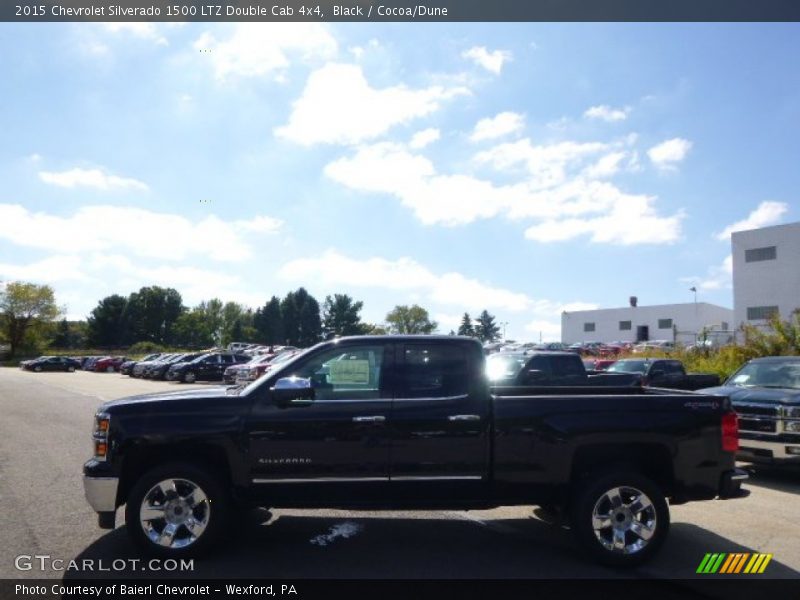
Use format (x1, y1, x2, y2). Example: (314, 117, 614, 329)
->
(83, 335, 747, 567)
(487, 351, 640, 386)
(698, 356, 800, 465)
(606, 358, 720, 390)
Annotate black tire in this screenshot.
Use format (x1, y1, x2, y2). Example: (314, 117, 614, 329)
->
(570, 470, 669, 567)
(125, 462, 232, 558)
(34, 365, 42, 372)
(67, 366, 75, 372)
(183, 371, 196, 384)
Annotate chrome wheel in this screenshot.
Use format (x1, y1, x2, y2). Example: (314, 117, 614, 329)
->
(139, 478, 210, 549)
(591, 486, 657, 555)
(184, 372, 196, 383)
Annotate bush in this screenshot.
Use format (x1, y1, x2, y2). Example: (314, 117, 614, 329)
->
(128, 341, 166, 355)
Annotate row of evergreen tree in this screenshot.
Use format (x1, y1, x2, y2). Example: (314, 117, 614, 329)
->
(73, 285, 504, 350)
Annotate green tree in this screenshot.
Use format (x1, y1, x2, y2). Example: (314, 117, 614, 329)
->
(457, 312, 475, 337)
(281, 288, 322, 347)
(51, 318, 71, 348)
(124, 286, 184, 345)
(254, 296, 284, 345)
(474, 310, 501, 343)
(0, 282, 60, 358)
(173, 308, 215, 348)
(296, 288, 322, 347)
(322, 294, 367, 338)
(221, 302, 247, 346)
(87, 294, 129, 348)
(385, 304, 438, 334)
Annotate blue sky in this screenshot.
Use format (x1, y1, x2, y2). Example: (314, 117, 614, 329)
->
(1, 22, 798, 340)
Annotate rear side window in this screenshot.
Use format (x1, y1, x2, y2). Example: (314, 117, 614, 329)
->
(550, 355, 585, 376)
(400, 344, 469, 398)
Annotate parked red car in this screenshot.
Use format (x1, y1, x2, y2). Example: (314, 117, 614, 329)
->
(93, 356, 128, 372)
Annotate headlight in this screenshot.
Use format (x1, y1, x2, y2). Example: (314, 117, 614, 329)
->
(785, 420, 800, 433)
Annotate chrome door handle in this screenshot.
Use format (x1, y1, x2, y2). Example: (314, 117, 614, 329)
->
(352, 416, 386, 423)
(448, 414, 480, 421)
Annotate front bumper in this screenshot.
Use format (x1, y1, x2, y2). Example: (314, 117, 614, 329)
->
(83, 475, 119, 512)
(738, 437, 800, 464)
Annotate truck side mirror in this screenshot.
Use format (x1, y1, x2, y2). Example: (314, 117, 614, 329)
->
(271, 377, 315, 406)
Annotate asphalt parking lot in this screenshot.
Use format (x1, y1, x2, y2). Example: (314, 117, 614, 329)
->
(0, 368, 798, 587)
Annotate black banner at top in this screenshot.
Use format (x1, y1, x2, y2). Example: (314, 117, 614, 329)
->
(4, 0, 800, 22)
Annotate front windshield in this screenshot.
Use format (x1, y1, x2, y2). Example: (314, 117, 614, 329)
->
(727, 361, 800, 389)
(607, 360, 648, 374)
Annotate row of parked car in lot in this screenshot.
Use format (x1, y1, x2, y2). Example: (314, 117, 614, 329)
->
(485, 339, 679, 358)
(19, 345, 301, 385)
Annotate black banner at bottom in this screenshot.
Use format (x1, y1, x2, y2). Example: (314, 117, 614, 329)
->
(2, 579, 799, 600)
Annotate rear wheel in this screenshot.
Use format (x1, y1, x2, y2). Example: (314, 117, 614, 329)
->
(570, 470, 669, 567)
(67, 366, 75, 372)
(183, 371, 196, 384)
(34, 365, 42, 372)
(125, 462, 231, 558)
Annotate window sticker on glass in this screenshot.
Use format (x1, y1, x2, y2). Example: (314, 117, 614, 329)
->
(329, 360, 371, 385)
(732, 374, 750, 383)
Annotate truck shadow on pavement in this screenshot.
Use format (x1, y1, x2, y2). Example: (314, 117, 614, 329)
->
(63, 511, 799, 581)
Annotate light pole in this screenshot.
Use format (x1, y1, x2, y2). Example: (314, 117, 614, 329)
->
(500, 321, 509, 341)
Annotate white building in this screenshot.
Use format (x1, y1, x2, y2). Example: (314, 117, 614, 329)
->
(732, 220, 800, 328)
(561, 301, 733, 345)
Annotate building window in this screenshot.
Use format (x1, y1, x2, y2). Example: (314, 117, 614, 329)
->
(658, 319, 673, 329)
(747, 306, 779, 321)
(745, 246, 777, 262)
(721, 322, 729, 331)
(619, 320, 632, 331)
(583, 322, 595, 332)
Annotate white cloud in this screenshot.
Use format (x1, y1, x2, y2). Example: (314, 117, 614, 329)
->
(324, 142, 518, 226)
(194, 23, 337, 81)
(474, 138, 609, 190)
(0, 204, 282, 263)
(275, 63, 468, 146)
(714, 201, 788, 241)
(409, 128, 441, 149)
(469, 112, 525, 142)
(582, 151, 628, 179)
(462, 46, 512, 75)
(101, 23, 169, 45)
(647, 137, 692, 170)
(523, 192, 684, 245)
(0, 255, 92, 283)
(38, 168, 149, 192)
(681, 255, 733, 292)
(278, 249, 532, 313)
(584, 105, 630, 122)
(325, 140, 683, 242)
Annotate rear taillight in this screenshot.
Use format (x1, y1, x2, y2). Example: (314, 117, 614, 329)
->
(722, 411, 739, 452)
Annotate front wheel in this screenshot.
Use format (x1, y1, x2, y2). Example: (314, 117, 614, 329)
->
(183, 371, 196, 384)
(106, 366, 115, 373)
(34, 365, 42, 372)
(67, 366, 75, 372)
(570, 470, 669, 567)
(125, 462, 231, 558)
